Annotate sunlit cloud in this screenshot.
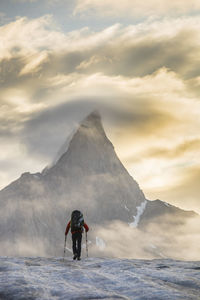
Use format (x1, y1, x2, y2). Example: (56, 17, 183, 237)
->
(74, 0, 200, 18)
(19, 51, 48, 75)
(137, 139, 200, 160)
(143, 165, 200, 214)
(0, 15, 200, 213)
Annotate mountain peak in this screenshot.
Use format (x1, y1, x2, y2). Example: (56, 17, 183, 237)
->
(49, 110, 111, 173)
(80, 110, 102, 128)
(85, 110, 101, 120)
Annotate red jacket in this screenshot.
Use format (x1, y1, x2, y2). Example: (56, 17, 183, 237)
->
(65, 221, 89, 235)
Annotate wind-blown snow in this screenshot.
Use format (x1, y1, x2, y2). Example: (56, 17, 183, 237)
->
(43, 124, 79, 173)
(129, 200, 147, 228)
(0, 257, 200, 300)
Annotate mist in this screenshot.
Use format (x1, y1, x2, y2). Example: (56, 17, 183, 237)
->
(2, 214, 200, 261)
(90, 215, 200, 261)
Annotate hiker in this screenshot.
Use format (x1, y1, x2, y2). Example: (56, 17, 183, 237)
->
(65, 210, 89, 260)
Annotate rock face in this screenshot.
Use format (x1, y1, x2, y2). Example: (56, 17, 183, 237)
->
(0, 111, 197, 256)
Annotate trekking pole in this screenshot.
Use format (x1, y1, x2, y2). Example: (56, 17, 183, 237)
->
(63, 235, 67, 261)
(86, 232, 88, 258)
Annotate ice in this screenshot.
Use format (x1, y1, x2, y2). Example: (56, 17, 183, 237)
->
(0, 256, 200, 300)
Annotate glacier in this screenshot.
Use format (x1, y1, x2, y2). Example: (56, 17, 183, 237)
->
(0, 256, 200, 300)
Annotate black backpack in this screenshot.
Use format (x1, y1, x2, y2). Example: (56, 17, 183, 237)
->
(71, 210, 84, 232)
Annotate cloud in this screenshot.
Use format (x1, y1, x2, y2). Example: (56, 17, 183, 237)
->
(0, 15, 200, 216)
(20, 99, 100, 159)
(93, 217, 200, 260)
(74, 0, 200, 18)
(74, 26, 200, 79)
(128, 138, 200, 163)
(151, 139, 200, 159)
(14, 67, 187, 161)
(146, 165, 200, 214)
(124, 136, 200, 214)
(19, 51, 48, 75)
(176, 166, 200, 208)
(0, 15, 67, 61)
(2, 16, 200, 81)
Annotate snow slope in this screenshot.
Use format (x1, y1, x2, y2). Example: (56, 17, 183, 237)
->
(0, 256, 200, 300)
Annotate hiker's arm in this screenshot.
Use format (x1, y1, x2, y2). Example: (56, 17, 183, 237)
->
(84, 223, 89, 232)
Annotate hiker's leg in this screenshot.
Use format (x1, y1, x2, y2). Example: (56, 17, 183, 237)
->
(72, 233, 77, 255)
(77, 232, 82, 258)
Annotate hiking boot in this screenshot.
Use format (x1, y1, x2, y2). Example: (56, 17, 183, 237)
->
(73, 254, 77, 260)
(77, 257, 81, 261)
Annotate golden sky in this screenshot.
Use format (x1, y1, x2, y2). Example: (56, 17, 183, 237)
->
(0, 0, 200, 213)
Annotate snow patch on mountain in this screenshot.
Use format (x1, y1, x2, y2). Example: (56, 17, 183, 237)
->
(124, 205, 130, 211)
(33, 174, 40, 180)
(130, 200, 147, 228)
(164, 202, 171, 207)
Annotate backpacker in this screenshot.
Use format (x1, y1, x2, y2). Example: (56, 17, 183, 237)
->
(71, 210, 84, 232)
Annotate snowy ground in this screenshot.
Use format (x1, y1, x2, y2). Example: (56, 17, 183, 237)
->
(0, 256, 200, 300)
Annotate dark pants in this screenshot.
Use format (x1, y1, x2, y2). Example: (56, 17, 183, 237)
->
(72, 232, 82, 258)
